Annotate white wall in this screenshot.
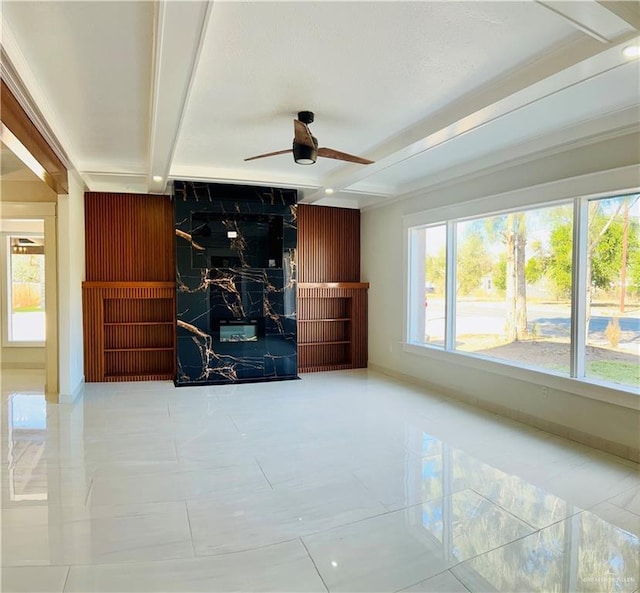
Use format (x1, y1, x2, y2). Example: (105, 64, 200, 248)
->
(362, 134, 640, 462)
(57, 170, 85, 402)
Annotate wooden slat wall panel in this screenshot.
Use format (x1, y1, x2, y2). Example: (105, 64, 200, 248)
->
(104, 297, 174, 323)
(82, 288, 104, 382)
(85, 192, 174, 282)
(105, 325, 174, 350)
(296, 204, 367, 372)
(297, 204, 360, 283)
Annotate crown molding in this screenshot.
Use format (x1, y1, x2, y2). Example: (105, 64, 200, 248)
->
(1, 47, 71, 171)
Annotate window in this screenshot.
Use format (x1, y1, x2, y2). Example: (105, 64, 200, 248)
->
(407, 194, 639, 392)
(454, 204, 573, 374)
(409, 224, 446, 347)
(5, 234, 46, 343)
(585, 195, 640, 388)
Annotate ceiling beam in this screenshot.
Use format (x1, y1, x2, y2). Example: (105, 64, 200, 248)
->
(536, 1, 637, 43)
(310, 31, 640, 203)
(147, 0, 211, 194)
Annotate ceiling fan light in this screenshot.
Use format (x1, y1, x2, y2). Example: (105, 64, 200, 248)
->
(293, 142, 317, 165)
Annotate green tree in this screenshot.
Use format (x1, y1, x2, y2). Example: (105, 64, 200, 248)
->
(544, 196, 640, 311)
(425, 246, 446, 293)
(629, 244, 640, 298)
(456, 232, 491, 295)
(492, 254, 507, 292)
(11, 255, 43, 283)
(546, 223, 572, 299)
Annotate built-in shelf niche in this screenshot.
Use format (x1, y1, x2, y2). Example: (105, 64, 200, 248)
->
(82, 282, 176, 382)
(297, 283, 368, 372)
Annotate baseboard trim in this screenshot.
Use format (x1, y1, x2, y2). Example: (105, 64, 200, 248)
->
(368, 363, 639, 463)
(59, 376, 85, 404)
(1, 362, 45, 369)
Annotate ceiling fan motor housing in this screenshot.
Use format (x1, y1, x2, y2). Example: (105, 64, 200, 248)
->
(297, 111, 314, 124)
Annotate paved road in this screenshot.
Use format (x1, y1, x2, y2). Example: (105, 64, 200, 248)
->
(424, 299, 640, 351)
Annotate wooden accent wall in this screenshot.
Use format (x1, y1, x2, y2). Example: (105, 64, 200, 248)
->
(83, 192, 175, 381)
(297, 204, 360, 282)
(296, 205, 368, 372)
(1, 80, 68, 194)
(85, 192, 174, 282)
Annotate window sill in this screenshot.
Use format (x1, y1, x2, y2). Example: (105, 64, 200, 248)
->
(2, 341, 45, 348)
(402, 342, 640, 411)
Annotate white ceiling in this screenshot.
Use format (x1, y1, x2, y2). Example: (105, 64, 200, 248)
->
(1, 1, 639, 209)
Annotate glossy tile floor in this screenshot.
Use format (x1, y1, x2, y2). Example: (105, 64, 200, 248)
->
(2, 369, 639, 593)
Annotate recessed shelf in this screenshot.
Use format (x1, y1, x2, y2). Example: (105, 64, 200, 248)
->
(83, 283, 176, 382)
(105, 347, 173, 352)
(105, 321, 174, 326)
(299, 340, 351, 346)
(298, 318, 350, 323)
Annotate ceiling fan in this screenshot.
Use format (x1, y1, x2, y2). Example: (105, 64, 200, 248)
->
(244, 111, 374, 166)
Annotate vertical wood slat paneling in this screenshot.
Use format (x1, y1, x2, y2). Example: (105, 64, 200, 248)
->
(84, 192, 174, 282)
(83, 192, 175, 381)
(296, 204, 366, 372)
(297, 204, 360, 283)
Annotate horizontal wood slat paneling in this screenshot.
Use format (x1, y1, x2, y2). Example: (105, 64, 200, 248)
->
(297, 204, 360, 283)
(85, 192, 174, 282)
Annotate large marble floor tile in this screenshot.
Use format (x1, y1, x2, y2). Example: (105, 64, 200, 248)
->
(1, 565, 69, 593)
(302, 489, 533, 592)
(187, 476, 387, 554)
(255, 437, 415, 488)
(352, 442, 460, 511)
(609, 484, 640, 516)
(537, 455, 640, 509)
(63, 540, 326, 592)
(3, 369, 638, 593)
(588, 501, 640, 537)
(399, 570, 470, 593)
(88, 459, 269, 505)
(1, 465, 93, 508)
(451, 510, 640, 593)
(463, 463, 581, 529)
(1, 501, 193, 566)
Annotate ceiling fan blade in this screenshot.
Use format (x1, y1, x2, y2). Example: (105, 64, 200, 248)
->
(294, 119, 316, 148)
(244, 149, 292, 162)
(317, 147, 374, 165)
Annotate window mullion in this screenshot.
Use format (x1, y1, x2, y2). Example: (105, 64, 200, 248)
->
(571, 198, 588, 378)
(409, 227, 426, 344)
(445, 220, 456, 351)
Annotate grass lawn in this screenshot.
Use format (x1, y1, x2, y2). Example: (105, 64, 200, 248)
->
(587, 361, 640, 385)
(13, 307, 44, 313)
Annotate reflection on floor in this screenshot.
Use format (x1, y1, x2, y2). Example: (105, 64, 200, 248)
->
(1, 368, 638, 592)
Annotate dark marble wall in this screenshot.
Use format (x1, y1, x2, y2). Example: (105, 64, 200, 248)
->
(174, 181, 298, 385)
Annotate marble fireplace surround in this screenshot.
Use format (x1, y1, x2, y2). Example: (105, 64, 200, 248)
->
(174, 181, 298, 386)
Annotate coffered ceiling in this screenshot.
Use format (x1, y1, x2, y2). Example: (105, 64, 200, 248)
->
(1, 1, 639, 209)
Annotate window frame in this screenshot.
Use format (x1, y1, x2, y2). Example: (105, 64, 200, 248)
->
(403, 175, 640, 408)
(1, 231, 46, 348)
